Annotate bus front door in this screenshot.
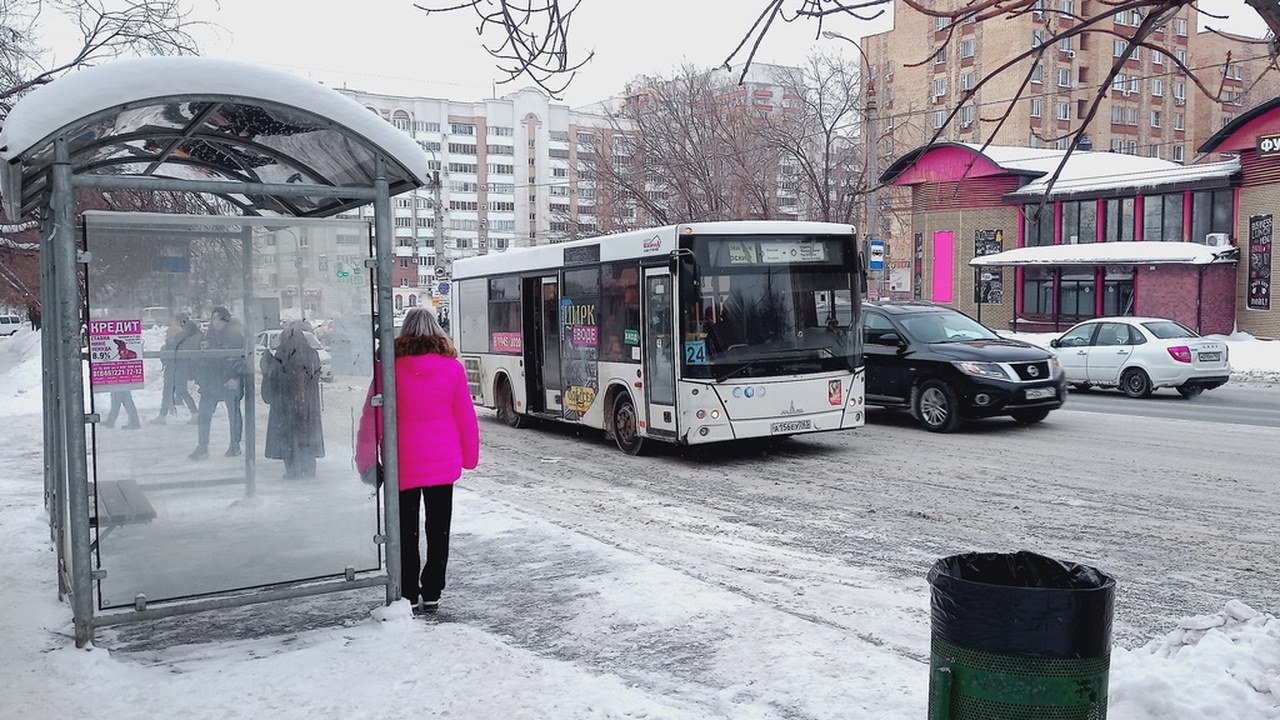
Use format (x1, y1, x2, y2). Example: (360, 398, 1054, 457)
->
(643, 268, 677, 436)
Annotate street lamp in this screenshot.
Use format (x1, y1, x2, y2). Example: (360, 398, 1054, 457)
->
(823, 30, 883, 297)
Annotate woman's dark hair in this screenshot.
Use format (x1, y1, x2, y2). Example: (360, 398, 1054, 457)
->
(394, 308, 456, 358)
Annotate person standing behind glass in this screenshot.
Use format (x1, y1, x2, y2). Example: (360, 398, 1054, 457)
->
(189, 306, 245, 460)
(356, 308, 479, 615)
(261, 322, 325, 478)
(152, 313, 200, 424)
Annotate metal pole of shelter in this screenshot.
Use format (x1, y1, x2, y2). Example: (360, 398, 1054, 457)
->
(53, 137, 95, 647)
(241, 224, 257, 496)
(373, 156, 402, 605)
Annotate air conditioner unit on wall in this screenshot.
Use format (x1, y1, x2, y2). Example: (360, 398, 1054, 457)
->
(1204, 232, 1232, 247)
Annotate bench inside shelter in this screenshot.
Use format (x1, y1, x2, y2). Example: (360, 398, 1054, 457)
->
(89, 479, 157, 550)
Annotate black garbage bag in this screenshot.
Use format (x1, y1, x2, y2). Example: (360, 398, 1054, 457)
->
(928, 550, 1116, 659)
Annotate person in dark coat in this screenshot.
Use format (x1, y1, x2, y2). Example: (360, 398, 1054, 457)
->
(152, 313, 201, 423)
(261, 322, 325, 478)
(189, 306, 246, 460)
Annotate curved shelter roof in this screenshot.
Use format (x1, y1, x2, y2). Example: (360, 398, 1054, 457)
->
(0, 56, 430, 220)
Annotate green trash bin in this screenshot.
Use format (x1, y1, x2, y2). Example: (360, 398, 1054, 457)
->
(927, 551, 1115, 720)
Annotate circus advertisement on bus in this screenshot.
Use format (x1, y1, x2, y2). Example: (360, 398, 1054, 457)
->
(561, 297, 599, 419)
(88, 318, 144, 390)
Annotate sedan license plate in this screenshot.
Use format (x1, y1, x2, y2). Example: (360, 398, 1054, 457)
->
(1025, 387, 1056, 400)
(770, 419, 811, 434)
(1198, 352, 1221, 362)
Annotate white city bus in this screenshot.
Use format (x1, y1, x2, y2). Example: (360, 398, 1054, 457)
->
(451, 221, 866, 453)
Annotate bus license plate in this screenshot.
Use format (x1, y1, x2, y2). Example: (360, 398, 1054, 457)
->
(1198, 352, 1221, 362)
(1025, 387, 1055, 400)
(770, 419, 811, 434)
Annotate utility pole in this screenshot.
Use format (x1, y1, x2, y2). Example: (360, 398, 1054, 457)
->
(431, 169, 446, 276)
(864, 74, 882, 298)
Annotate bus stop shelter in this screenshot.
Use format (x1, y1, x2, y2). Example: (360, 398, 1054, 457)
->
(0, 56, 425, 646)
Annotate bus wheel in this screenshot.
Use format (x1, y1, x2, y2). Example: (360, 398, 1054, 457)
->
(496, 377, 524, 428)
(612, 393, 646, 455)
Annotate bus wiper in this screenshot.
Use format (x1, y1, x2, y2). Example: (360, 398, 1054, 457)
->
(715, 359, 760, 383)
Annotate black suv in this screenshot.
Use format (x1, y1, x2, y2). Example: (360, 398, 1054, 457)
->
(863, 301, 1067, 432)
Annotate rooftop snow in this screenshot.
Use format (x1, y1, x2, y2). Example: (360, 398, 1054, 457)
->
(969, 240, 1240, 266)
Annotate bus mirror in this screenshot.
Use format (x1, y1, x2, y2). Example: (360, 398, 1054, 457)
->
(668, 255, 680, 274)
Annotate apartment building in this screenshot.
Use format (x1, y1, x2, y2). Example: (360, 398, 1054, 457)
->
(332, 87, 614, 310)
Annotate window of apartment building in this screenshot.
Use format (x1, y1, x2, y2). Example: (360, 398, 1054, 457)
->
(417, 217, 433, 228)
(960, 105, 975, 126)
(933, 109, 946, 129)
(550, 186, 569, 196)
(487, 182, 515, 194)
(933, 77, 947, 96)
(962, 72, 975, 90)
(1110, 138, 1125, 152)
(1221, 115, 1235, 128)
(934, 46, 946, 64)
(1030, 98, 1043, 118)
(579, 188, 596, 200)
(961, 39, 976, 58)
(549, 130, 569, 142)
(1174, 112, 1185, 130)
(396, 198, 411, 209)
(1150, 110, 1162, 127)
(934, 15, 948, 30)
(1059, 36, 1073, 53)
(1110, 105, 1124, 124)
(1128, 107, 1139, 125)
(549, 148, 570, 159)
(1173, 145, 1184, 161)
(1152, 50, 1163, 65)
(415, 121, 441, 132)
(394, 217, 412, 228)
(448, 162, 478, 174)
(486, 144, 514, 155)
(448, 142, 477, 155)
(399, 258, 410, 269)
(450, 123, 476, 136)
(1129, 9, 1143, 25)
(487, 163, 514, 175)
(1061, 0, 1074, 16)
(1104, 197, 1135, 241)
(1175, 49, 1187, 67)
(1033, 30, 1044, 48)
(392, 112, 411, 131)
(1131, 46, 1141, 61)
(1113, 39, 1126, 57)
(450, 181, 481, 193)
(1175, 17, 1187, 35)
(552, 167, 568, 178)
(1192, 189, 1232, 241)
(1056, 101, 1070, 120)
(1058, 68, 1072, 87)
(1143, 193, 1183, 241)
(576, 131, 596, 145)
(449, 200, 479, 211)
(1112, 73, 1126, 91)
(1031, 63, 1043, 83)
(1148, 144, 1160, 158)
(456, 238, 472, 249)
(1060, 199, 1097, 244)
(1127, 140, 1138, 154)
(419, 141, 441, 153)
(489, 201, 515, 211)
(488, 126, 514, 136)
(1023, 204, 1055, 246)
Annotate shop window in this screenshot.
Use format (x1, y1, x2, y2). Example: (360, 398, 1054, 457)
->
(1022, 267, 1054, 314)
(1060, 199, 1097, 244)
(1142, 193, 1184, 242)
(1023, 203, 1055, 246)
(1057, 271, 1097, 318)
(1191, 189, 1233, 244)
(1103, 197, 1135, 242)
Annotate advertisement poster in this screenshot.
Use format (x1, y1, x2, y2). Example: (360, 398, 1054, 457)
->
(560, 297, 599, 419)
(1248, 214, 1272, 311)
(888, 260, 912, 294)
(973, 229, 1005, 304)
(88, 318, 144, 390)
(913, 232, 923, 300)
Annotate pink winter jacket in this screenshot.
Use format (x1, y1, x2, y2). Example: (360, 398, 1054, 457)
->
(356, 353, 479, 490)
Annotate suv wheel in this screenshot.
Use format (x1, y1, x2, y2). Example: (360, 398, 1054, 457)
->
(1121, 368, 1153, 398)
(914, 380, 962, 433)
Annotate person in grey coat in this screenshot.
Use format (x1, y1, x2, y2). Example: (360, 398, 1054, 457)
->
(261, 322, 325, 477)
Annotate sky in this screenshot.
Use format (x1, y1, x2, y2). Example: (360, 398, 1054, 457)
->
(2, 323, 1280, 718)
(34, 0, 1273, 108)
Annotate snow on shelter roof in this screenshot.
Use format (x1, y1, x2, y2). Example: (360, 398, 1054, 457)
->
(970, 241, 1240, 267)
(0, 56, 430, 220)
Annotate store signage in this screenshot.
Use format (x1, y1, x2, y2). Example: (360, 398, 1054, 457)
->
(1257, 133, 1280, 159)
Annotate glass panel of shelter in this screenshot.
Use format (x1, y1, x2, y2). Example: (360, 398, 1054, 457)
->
(83, 214, 380, 610)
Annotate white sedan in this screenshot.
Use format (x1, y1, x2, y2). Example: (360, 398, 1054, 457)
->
(1048, 316, 1231, 398)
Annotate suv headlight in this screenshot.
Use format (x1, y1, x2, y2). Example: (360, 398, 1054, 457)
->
(951, 360, 1011, 380)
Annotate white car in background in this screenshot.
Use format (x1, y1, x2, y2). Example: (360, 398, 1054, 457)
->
(0, 314, 23, 336)
(1048, 316, 1231, 398)
(255, 328, 334, 382)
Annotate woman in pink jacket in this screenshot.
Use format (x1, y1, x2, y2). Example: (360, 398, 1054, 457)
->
(357, 308, 479, 614)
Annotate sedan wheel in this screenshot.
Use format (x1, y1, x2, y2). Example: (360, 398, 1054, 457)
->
(914, 380, 962, 433)
(1176, 383, 1205, 399)
(1121, 367, 1153, 398)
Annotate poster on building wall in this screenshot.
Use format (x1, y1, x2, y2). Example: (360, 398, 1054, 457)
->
(1248, 214, 1272, 311)
(913, 232, 923, 300)
(973, 229, 1004, 304)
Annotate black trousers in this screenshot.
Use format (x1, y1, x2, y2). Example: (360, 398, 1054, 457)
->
(399, 484, 454, 603)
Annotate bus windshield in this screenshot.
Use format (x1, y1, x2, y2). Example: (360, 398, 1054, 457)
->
(680, 234, 860, 380)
